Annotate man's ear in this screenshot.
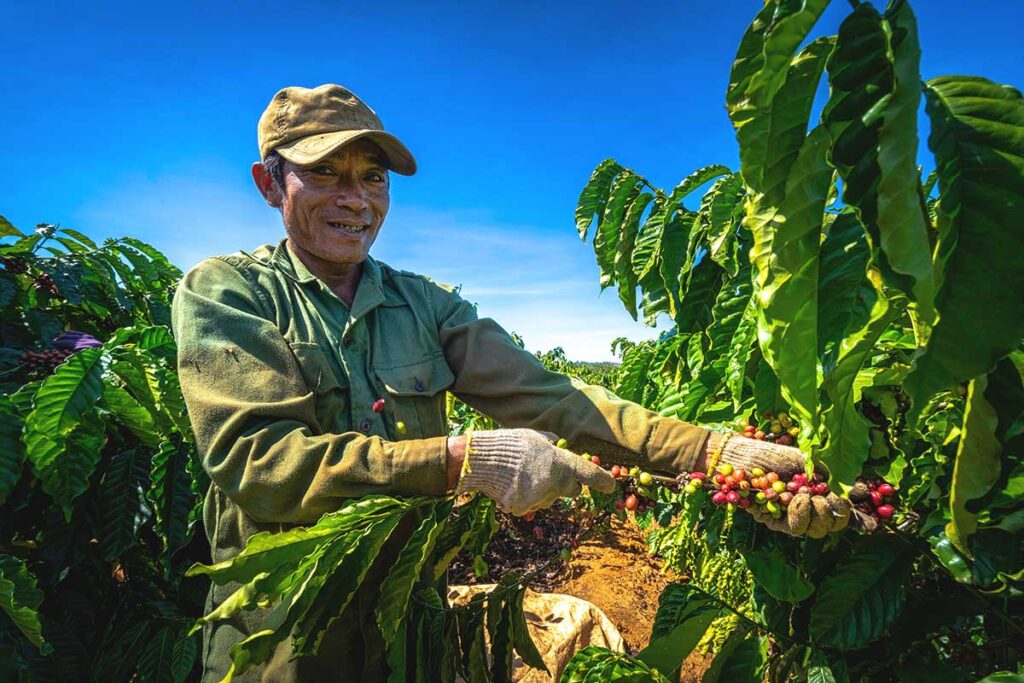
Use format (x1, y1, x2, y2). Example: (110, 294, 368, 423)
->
(252, 161, 283, 208)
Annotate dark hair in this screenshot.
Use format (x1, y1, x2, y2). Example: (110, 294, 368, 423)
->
(263, 151, 286, 190)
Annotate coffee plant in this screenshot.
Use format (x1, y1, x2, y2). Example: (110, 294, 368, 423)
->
(0, 221, 207, 680)
(565, 0, 1023, 679)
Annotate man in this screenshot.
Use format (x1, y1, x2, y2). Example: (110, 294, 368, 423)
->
(172, 84, 853, 681)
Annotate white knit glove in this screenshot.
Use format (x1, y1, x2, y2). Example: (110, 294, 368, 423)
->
(456, 429, 616, 516)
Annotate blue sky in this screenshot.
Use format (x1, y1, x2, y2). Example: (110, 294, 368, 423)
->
(3, 1, 1022, 360)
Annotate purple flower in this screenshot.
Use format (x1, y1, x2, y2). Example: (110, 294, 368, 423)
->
(52, 330, 102, 351)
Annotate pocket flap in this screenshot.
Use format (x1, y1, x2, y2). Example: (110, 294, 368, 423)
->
(375, 355, 454, 396)
(288, 341, 345, 391)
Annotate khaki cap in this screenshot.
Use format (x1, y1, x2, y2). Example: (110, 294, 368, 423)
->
(257, 84, 416, 175)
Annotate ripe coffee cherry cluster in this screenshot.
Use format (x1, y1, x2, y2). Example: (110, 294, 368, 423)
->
(33, 274, 59, 297)
(683, 464, 830, 520)
(20, 348, 72, 374)
(608, 464, 657, 514)
(0, 256, 28, 274)
(848, 476, 898, 521)
(741, 411, 799, 446)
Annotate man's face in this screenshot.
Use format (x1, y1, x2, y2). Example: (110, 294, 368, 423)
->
(271, 139, 391, 269)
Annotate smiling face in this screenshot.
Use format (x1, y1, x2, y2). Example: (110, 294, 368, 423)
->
(254, 138, 391, 280)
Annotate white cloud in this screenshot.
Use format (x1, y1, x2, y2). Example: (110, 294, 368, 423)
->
(73, 171, 664, 361)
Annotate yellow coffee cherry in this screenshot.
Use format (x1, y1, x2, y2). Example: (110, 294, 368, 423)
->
(395, 421, 407, 435)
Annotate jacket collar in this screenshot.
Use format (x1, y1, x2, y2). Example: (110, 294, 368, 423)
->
(270, 239, 393, 316)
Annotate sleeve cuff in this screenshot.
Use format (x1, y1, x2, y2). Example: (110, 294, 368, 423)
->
(389, 435, 449, 496)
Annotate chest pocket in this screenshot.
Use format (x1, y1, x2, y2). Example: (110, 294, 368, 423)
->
(374, 354, 454, 438)
(288, 341, 349, 433)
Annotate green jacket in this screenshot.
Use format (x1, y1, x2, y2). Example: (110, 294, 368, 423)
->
(171, 239, 708, 682)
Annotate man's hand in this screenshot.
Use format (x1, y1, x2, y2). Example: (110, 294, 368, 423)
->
(707, 432, 869, 537)
(452, 429, 616, 516)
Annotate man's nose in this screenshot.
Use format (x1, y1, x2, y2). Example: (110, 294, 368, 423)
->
(333, 180, 368, 211)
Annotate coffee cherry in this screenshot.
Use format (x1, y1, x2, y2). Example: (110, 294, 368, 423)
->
(624, 494, 638, 511)
(638, 472, 653, 486)
(614, 499, 625, 511)
(764, 488, 778, 501)
(712, 491, 727, 505)
(876, 504, 894, 519)
(754, 431, 766, 440)
(765, 500, 780, 514)
(779, 492, 793, 506)
(724, 475, 737, 487)
(877, 483, 895, 496)
(610, 465, 621, 478)
(777, 434, 793, 446)
(718, 463, 733, 476)
(750, 467, 765, 477)
(737, 497, 751, 509)
(684, 483, 698, 495)
(812, 482, 830, 496)
(755, 492, 767, 503)
(798, 485, 812, 495)
(766, 472, 780, 484)
(590, 455, 601, 465)
(689, 472, 706, 482)
(559, 548, 572, 562)
(714, 473, 726, 485)
(556, 437, 568, 449)
(870, 491, 884, 507)
(787, 481, 801, 494)
(629, 467, 641, 477)
(372, 399, 386, 413)
(733, 468, 746, 482)
(395, 421, 407, 435)
(726, 491, 740, 505)
(772, 481, 786, 493)
(532, 526, 544, 540)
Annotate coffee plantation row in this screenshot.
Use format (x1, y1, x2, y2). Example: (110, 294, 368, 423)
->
(2, 0, 1023, 680)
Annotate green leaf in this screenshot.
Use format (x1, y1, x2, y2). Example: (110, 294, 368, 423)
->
(704, 174, 745, 275)
(640, 583, 720, 677)
(875, 0, 936, 322)
(0, 398, 25, 505)
(100, 448, 152, 560)
(138, 622, 189, 683)
(819, 269, 897, 487)
(188, 496, 407, 584)
(596, 172, 642, 289)
(905, 76, 1024, 408)
(817, 212, 875, 364)
(102, 382, 162, 447)
(563, 646, 672, 683)
(744, 548, 814, 603)
(576, 159, 624, 240)
(946, 374, 1001, 555)
(809, 535, 913, 648)
(707, 635, 765, 683)
(748, 125, 833, 430)
(503, 576, 547, 675)
(0, 555, 50, 652)
(807, 650, 838, 683)
(377, 499, 452, 646)
(23, 347, 105, 437)
(432, 496, 483, 580)
(147, 441, 195, 562)
(615, 191, 656, 320)
(293, 511, 405, 656)
(0, 216, 25, 238)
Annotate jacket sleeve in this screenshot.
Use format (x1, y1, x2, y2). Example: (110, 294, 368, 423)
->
(432, 286, 710, 476)
(172, 257, 448, 525)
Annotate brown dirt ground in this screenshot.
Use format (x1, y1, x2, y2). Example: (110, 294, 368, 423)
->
(450, 508, 710, 680)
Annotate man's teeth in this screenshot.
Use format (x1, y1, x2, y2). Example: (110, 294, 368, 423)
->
(330, 223, 368, 233)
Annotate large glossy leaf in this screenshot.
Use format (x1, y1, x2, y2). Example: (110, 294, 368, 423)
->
(596, 172, 642, 288)
(0, 215, 25, 238)
(148, 440, 195, 561)
(100, 448, 152, 560)
(188, 496, 408, 584)
(904, 76, 1024, 408)
(102, 382, 162, 447)
(707, 634, 765, 683)
(744, 548, 814, 603)
(875, 0, 936, 322)
(615, 190, 656, 319)
(138, 622, 193, 683)
(576, 159, 623, 240)
(749, 126, 833, 430)
(809, 535, 913, 648)
(0, 555, 49, 652)
(377, 500, 452, 646)
(508, 580, 548, 674)
(725, 297, 759, 408)
(704, 174, 745, 275)
(819, 269, 897, 487)
(729, 2, 831, 190)
(614, 343, 656, 405)
(640, 583, 720, 677)
(946, 374, 1001, 556)
(817, 212, 874, 365)
(293, 511, 404, 656)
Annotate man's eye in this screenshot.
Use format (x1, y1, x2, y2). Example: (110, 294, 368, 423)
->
(366, 171, 386, 183)
(311, 166, 335, 176)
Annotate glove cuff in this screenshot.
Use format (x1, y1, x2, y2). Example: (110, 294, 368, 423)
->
(456, 430, 525, 499)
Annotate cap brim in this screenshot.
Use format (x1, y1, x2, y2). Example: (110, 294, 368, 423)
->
(274, 130, 417, 175)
